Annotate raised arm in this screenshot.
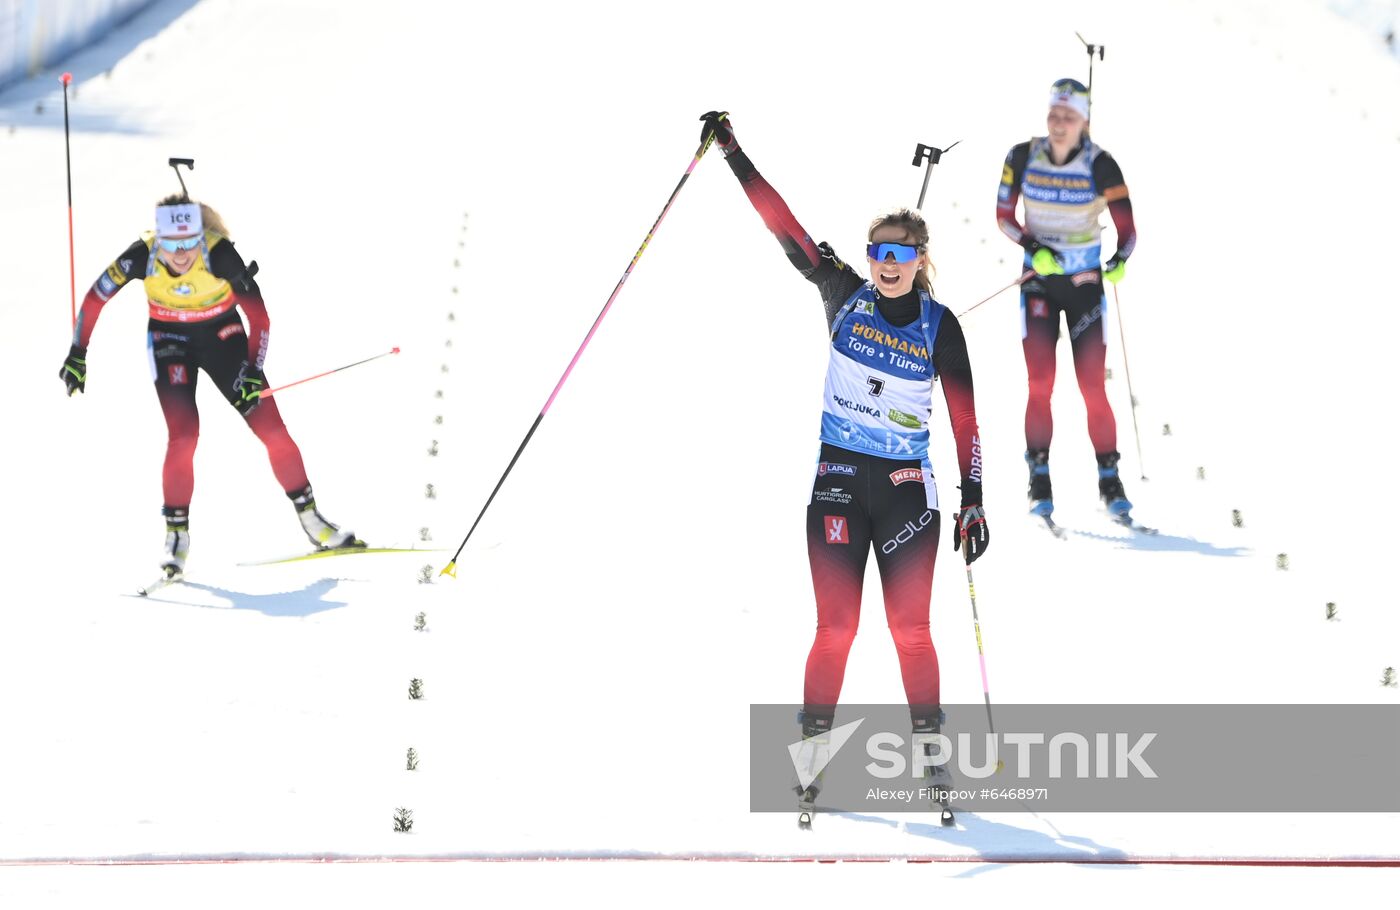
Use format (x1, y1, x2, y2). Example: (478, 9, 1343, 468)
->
(703, 112, 865, 323)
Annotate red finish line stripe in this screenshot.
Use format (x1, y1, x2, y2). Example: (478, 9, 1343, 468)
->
(2, 855, 1398, 867)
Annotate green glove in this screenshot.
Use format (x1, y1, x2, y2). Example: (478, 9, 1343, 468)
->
(231, 362, 266, 416)
(1103, 256, 1126, 284)
(1031, 245, 1064, 276)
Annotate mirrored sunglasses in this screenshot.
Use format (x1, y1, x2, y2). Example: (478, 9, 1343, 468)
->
(866, 242, 920, 263)
(158, 235, 201, 253)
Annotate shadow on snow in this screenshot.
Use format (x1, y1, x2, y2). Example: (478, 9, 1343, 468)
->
(144, 577, 351, 617)
(1070, 527, 1249, 557)
(827, 807, 1133, 867)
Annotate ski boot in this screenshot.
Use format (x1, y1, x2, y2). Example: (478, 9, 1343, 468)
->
(1026, 448, 1053, 517)
(793, 711, 833, 829)
(290, 485, 362, 550)
(138, 506, 191, 596)
(159, 506, 190, 579)
(913, 709, 955, 827)
(1096, 451, 1134, 520)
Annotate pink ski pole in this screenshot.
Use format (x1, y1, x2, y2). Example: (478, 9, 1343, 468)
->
(441, 124, 723, 578)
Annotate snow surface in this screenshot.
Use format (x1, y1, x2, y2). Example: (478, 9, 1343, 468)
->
(1, 0, 1399, 903)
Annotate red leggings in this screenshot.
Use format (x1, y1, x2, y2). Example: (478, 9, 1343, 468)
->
(149, 318, 308, 509)
(1021, 272, 1118, 454)
(804, 446, 941, 715)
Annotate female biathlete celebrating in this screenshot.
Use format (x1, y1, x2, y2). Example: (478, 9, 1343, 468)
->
(59, 195, 359, 579)
(997, 78, 1139, 521)
(703, 112, 988, 819)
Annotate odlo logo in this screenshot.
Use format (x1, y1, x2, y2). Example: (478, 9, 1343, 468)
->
(881, 510, 933, 554)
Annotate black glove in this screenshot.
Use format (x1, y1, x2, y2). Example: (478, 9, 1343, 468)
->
(953, 505, 989, 564)
(699, 110, 740, 157)
(232, 361, 266, 416)
(59, 345, 87, 396)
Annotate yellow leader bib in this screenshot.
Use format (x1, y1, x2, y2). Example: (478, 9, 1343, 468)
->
(143, 231, 236, 323)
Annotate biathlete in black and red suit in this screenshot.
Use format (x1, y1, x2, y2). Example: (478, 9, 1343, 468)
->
(997, 77, 1139, 519)
(59, 195, 359, 576)
(703, 112, 988, 795)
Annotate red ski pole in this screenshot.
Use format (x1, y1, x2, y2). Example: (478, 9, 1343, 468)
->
(259, 347, 400, 398)
(61, 72, 76, 329)
(957, 269, 1034, 319)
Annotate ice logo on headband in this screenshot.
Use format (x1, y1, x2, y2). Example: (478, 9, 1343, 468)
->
(156, 203, 202, 238)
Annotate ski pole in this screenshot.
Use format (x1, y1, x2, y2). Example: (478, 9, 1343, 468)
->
(1075, 32, 1105, 122)
(440, 124, 723, 579)
(910, 141, 959, 210)
(956, 269, 1034, 319)
(962, 538, 1004, 773)
(259, 347, 400, 398)
(1072, 34, 1141, 478)
(1071, 33, 1142, 475)
(1111, 283, 1147, 480)
(61, 72, 75, 330)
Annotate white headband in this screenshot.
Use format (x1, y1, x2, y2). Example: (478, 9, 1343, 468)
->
(1049, 87, 1090, 120)
(155, 203, 202, 238)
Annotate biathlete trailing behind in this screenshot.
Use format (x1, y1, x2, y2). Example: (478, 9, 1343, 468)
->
(59, 177, 360, 580)
(701, 111, 988, 826)
(996, 77, 1138, 522)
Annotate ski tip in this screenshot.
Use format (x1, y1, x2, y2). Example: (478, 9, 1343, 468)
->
(138, 567, 182, 596)
(439, 561, 457, 579)
(1110, 513, 1158, 535)
(391, 346, 401, 354)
